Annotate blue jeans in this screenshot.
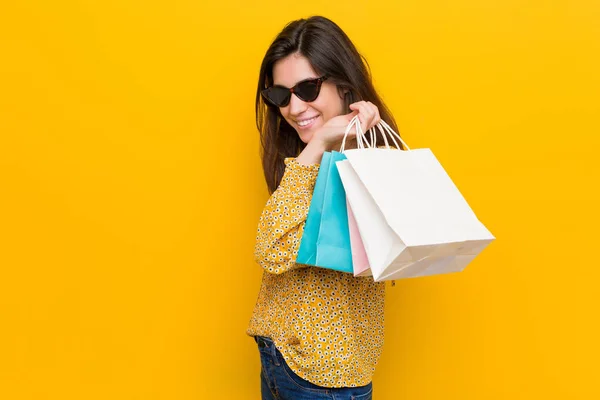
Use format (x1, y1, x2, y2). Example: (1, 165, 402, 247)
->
(254, 335, 373, 400)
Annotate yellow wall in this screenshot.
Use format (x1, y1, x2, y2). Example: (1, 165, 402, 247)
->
(1, 1, 598, 399)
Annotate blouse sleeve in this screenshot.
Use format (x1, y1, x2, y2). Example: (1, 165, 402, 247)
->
(254, 157, 320, 274)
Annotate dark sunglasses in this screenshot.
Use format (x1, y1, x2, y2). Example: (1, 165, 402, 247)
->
(261, 75, 329, 107)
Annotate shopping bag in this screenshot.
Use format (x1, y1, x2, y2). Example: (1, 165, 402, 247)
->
(336, 120, 495, 281)
(347, 199, 371, 277)
(296, 152, 331, 266)
(296, 152, 353, 273)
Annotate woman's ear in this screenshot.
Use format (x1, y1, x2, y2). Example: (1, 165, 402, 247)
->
(343, 90, 354, 112)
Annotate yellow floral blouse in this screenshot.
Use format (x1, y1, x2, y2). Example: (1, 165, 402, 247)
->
(246, 157, 387, 388)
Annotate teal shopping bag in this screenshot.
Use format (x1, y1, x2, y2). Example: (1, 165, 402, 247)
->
(296, 151, 353, 273)
(296, 152, 331, 266)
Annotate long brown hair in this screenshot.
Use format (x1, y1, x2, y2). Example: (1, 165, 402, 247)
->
(255, 16, 403, 194)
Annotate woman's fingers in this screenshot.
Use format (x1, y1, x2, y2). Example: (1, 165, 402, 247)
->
(350, 101, 378, 132)
(367, 101, 381, 126)
(349, 102, 368, 132)
(346, 109, 359, 121)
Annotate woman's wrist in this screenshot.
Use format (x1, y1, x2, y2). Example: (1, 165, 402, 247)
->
(296, 136, 328, 165)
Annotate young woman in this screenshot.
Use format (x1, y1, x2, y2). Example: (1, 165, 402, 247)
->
(246, 16, 402, 400)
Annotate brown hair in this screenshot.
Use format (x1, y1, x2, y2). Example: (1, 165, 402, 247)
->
(255, 16, 402, 193)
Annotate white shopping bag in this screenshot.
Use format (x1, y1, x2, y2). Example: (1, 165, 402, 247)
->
(336, 120, 495, 281)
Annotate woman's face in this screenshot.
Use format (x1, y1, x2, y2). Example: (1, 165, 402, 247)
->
(272, 53, 345, 144)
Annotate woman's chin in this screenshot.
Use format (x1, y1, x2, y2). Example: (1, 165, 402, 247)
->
(296, 124, 322, 144)
(299, 135, 311, 144)
(296, 130, 313, 144)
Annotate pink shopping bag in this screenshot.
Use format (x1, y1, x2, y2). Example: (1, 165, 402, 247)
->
(347, 199, 372, 277)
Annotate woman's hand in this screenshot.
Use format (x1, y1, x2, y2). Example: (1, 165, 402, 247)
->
(349, 100, 381, 135)
(296, 101, 380, 165)
(312, 101, 381, 151)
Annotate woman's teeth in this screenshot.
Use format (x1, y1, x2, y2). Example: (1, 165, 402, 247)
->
(297, 116, 317, 127)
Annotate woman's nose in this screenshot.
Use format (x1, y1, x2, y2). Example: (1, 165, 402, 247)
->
(288, 93, 307, 115)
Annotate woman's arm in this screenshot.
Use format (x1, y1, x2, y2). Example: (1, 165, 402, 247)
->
(254, 157, 320, 274)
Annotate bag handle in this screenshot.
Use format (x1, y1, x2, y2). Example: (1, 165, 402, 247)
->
(340, 117, 411, 152)
(367, 121, 411, 151)
(340, 115, 367, 152)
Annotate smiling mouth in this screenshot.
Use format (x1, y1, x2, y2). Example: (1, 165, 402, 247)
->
(296, 115, 319, 127)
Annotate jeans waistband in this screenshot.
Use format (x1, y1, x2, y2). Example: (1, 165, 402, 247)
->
(254, 336, 280, 366)
(254, 335, 273, 348)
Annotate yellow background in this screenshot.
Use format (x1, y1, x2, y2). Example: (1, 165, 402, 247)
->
(1, 1, 599, 399)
